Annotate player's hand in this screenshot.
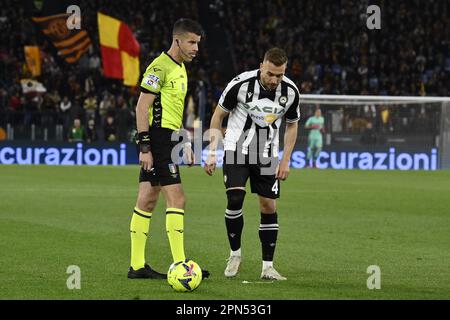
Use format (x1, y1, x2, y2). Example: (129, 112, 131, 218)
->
(276, 160, 290, 181)
(183, 143, 195, 167)
(139, 151, 153, 172)
(204, 153, 217, 176)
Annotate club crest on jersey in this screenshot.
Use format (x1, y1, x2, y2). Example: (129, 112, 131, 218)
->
(278, 96, 288, 106)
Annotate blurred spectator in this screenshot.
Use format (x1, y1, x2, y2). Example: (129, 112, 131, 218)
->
(380, 106, 392, 133)
(89, 54, 101, 70)
(103, 115, 117, 141)
(116, 99, 133, 141)
(98, 92, 113, 126)
(24, 94, 42, 127)
(59, 96, 72, 132)
(6, 90, 22, 125)
(360, 122, 377, 145)
(86, 118, 98, 143)
(68, 118, 86, 142)
(41, 92, 56, 129)
(83, 93, 97, 124)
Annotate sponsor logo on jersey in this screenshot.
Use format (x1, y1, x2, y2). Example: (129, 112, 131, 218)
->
(241, 103, 285, 114)
(264, 114, 277, 124)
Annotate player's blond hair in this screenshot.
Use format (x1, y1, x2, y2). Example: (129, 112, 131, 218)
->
(263, 48, 288, 66)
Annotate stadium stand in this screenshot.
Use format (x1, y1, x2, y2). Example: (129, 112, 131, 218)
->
(0, 0, 448, 141)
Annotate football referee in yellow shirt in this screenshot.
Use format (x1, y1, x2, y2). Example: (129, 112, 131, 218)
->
(128, 18, 208, 279)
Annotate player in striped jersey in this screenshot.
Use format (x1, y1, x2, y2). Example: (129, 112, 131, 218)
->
(204, 48, 300, 280)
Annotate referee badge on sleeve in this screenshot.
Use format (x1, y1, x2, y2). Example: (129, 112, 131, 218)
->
(145, 74, 160, 89)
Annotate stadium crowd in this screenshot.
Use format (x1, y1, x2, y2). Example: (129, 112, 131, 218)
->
(222, 0, 448, 134)
(0, 0, 448, 141)
(0, 0, 209, 141)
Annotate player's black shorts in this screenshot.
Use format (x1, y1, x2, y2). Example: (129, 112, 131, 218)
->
(137, 127, 181, 186)
(222, 150, 280, 199)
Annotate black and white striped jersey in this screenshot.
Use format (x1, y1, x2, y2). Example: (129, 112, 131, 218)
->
(218, 69, 300, 157)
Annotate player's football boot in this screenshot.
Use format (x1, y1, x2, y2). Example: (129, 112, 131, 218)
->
(224, 255, 241, 277)
(261, 266, 287, 281)
(127, 264, 167, 279)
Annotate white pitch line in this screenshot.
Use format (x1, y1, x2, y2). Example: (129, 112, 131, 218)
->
(242, 280, 274, 284)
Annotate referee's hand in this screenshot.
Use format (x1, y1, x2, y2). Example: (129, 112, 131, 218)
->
(204, 153, 216, 176)
(183, 143, 195, 167)
(139, 152, 153, 172)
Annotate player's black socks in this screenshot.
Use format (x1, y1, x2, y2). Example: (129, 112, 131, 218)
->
(225, 190, 245, 251)
(259, 212, 278, 261)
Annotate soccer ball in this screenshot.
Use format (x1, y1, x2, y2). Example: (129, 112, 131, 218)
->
(167, 259, 202, 292)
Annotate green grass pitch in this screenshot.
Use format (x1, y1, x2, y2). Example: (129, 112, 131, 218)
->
(0, 165, 449, 299)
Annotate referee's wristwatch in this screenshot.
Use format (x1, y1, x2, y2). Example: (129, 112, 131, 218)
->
(137, 131, 151, 153)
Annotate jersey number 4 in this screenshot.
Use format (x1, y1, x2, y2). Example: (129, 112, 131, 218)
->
(272, 181, 279, 195)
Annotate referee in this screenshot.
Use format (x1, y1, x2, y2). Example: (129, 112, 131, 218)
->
(128, 19, 206, 279)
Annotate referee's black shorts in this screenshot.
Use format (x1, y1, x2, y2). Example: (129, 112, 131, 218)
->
(137, 127, 181, 186)
(222, 150, 280, 199)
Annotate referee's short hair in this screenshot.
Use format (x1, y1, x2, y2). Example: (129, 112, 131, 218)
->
(263, 48, 288, 66)
(173, 18, 204, 37)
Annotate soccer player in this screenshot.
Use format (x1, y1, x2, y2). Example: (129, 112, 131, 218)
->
(204, 48, 300, 281)
(128, 19, 205, 279)
(305, 108, 325, 168)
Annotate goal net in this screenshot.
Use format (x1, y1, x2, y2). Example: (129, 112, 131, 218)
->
(294, 95, 450, 170)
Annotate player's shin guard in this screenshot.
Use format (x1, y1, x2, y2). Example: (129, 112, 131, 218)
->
(259, 212, 279, 262)
(166, 208, 186, 263)
(130, 207, 152, 270)
(225, 190, 245, 251)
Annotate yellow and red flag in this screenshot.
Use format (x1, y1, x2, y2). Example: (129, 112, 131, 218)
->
(97, 12, 141, 86)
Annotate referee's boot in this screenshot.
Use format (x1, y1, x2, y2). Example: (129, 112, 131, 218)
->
(128, 264, 167, 279)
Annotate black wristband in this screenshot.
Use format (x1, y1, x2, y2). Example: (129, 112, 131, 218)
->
(137, 131, 150, 144)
